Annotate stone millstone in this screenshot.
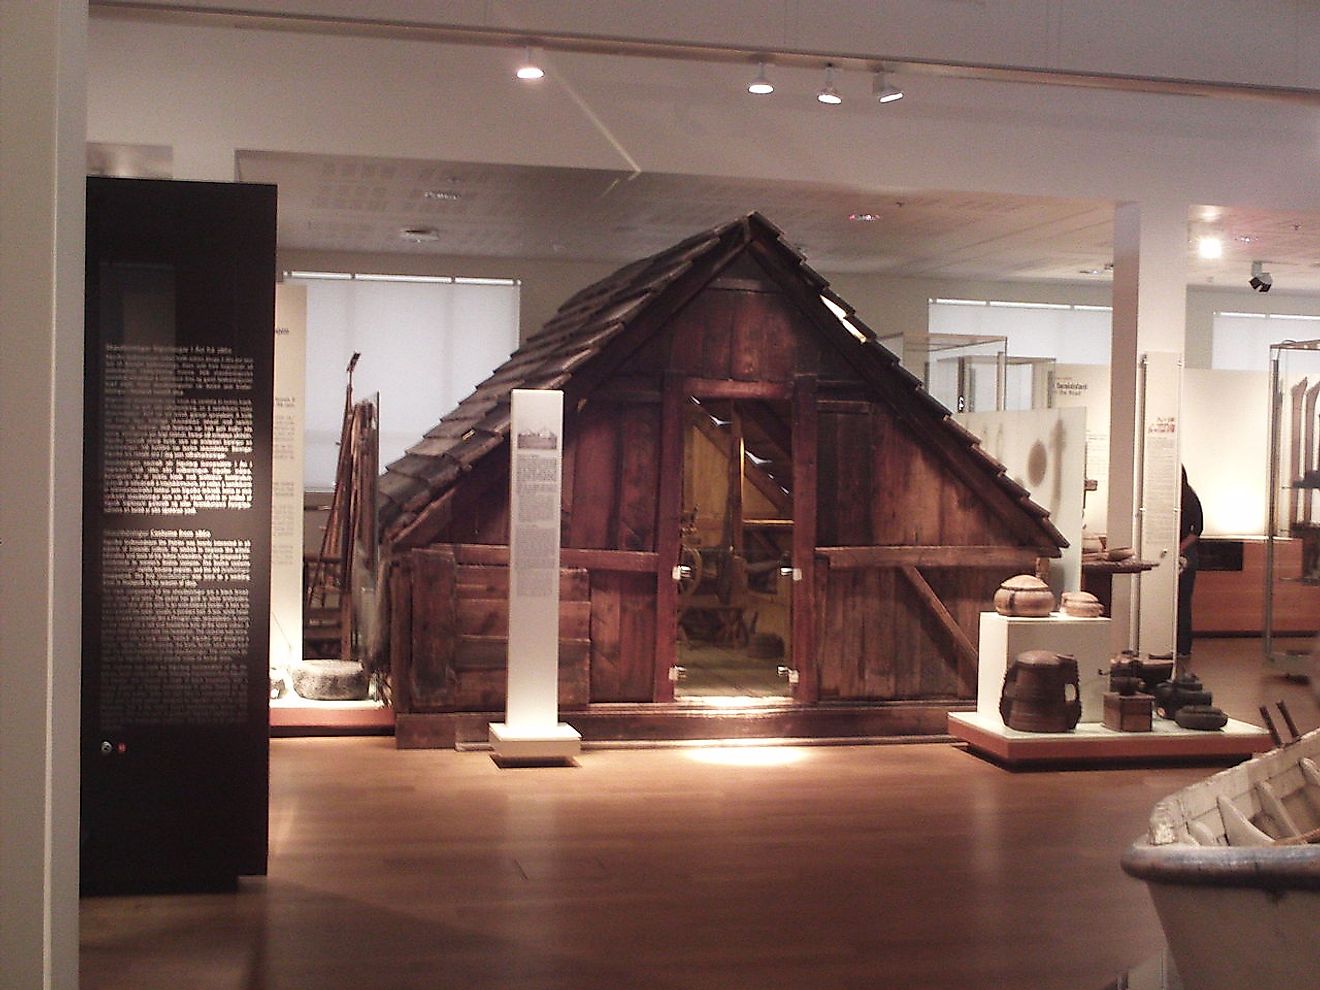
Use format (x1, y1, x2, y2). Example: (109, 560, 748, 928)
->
(291, 659, 370, 701)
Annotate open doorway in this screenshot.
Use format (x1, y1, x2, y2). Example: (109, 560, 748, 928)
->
(675, 397, 794, 701)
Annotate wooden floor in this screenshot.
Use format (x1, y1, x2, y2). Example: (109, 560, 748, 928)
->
(80, 639, 1319, 990)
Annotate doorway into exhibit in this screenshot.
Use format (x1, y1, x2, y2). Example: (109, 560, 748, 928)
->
(675, 397, 795, 701)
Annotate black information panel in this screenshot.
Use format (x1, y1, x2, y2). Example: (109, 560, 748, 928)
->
(82, 177, 276, 894)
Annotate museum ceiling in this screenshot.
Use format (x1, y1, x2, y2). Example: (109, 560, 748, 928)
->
(81, 142, 1320, 293)
(228, 150, 1320, 294)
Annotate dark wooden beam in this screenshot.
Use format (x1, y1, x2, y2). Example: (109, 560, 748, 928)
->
(681, 377, 794, 400)
(818, 545, 1041, 569)
(792, 375, 819, 704)
(653, 374, 685, 702)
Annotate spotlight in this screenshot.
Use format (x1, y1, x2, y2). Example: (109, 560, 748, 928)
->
(817, 65, 842, 105)
(1196, 235, 1222, 260)
(747, 61, 774, 95)
(1250, 260, 1273, 293)
(872, 71, 903, 104)
(515, 46, 544, 80)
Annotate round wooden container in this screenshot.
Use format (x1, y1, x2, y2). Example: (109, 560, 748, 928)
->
(1060, 590, 1104, 618)
(999, 650, 1082, 732)
(993, 574, 1055, 617)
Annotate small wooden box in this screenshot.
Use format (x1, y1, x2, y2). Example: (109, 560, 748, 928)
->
(1103, 692, 1153, 732)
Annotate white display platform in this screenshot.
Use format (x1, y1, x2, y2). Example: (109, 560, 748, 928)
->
(489, 722, 582, 760)
(948, 711, 1271, 765)
(977, 611, 1111, 724)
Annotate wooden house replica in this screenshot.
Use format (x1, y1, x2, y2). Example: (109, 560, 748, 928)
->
(378, 213, 1066, 747)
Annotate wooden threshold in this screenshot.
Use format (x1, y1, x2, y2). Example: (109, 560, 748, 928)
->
(396, 700, 969, 749)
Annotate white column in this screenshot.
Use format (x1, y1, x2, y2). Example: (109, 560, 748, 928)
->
(173, 140, 238, 182)
(1108, 200, 1188, 653)
(490, 389, 580, 759)
(0, 2, 87, 987)
(270, 285, 308, 676)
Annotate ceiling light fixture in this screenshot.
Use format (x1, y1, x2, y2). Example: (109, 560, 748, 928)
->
(515, 46, 544, 80)
(747, 61, 774, 95)
(1250, 260, 1273, 293)
(423, 189, 462, 201)
(1196, 235, 1223, 259)
(872, 70, 904, 103)
(849, 212, 879, 222)
(400, 225, 441, 242)
(817, 64, 842, 105)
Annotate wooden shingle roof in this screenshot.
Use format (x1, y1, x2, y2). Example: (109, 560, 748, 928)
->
(379, 212, 1067, 551)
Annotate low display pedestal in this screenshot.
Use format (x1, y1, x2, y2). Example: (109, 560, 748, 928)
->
(489, 721, 581, 761)
(948, 711, 1271, 765)
(952, 610, 1273, 766)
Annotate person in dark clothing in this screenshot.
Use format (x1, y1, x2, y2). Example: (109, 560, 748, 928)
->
(1178, 467, 1204, 659)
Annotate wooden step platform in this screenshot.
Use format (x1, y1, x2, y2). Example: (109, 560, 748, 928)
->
(396, 700, 969, 749)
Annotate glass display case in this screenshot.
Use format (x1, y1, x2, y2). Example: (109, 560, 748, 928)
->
(1264, 338, 1320, 676)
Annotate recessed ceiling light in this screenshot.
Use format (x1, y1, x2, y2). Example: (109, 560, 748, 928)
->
(1196, 235, 1223, 259)
(872, 71, 903, 104)
(817, 65, 842, 105)
(748, 61, 774, 96)
(399, 226, 440, 242)
(423, 189, 462, 201)
(1235, 234, 1256, 244)
(516, 46, 544, 81)
(849, 212, 879, 222)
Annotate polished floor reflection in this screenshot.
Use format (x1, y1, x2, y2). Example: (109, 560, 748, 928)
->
(81, 639, 1317, 990)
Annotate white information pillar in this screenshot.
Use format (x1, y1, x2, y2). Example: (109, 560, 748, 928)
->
(270, 284, 307, 679)
(489, 389, 581, 760)
(1138, 352, 1183, 656)
(1108, 199, 1188, 653)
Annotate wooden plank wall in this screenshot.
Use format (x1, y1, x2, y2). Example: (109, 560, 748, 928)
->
(589, 570, 657, 702)
(814, 403, 1034, 702)
(818, 405, 1022, 548)
(567, 400, 661, 552)
(814, 562, 1006, 701)
(403, 545, 590, 712)
(667, 280, 800, 383)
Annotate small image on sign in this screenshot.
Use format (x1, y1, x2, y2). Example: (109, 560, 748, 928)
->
(517, 429, 559, 451)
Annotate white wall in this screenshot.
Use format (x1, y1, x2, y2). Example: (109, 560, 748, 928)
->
(0, 4, 85, 987)
(281, 248, 614, 342)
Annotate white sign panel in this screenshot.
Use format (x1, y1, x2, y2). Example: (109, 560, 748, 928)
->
(956, 407, 1087, 595)
(491, 389, 580, 758)
(1138, 351, 1182, 656)
(270, 284, 306, 675)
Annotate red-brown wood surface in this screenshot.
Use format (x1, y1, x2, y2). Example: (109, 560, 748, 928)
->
(817, 409, 874, 546)
(409, 547, 458, 708)
(616, 404, 662, 552)
(387, 555, 413, 714)
(567, 401, 622, 549)
(589, 569, 657, 702)
(652, 374, 685, 702)
(404, 546, 591, 712)
(792, 375, 819, 703)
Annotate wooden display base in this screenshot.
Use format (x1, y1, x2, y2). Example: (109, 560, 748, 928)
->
(948, 711, 1271, 767)
(397, 701, 967, 749)
(270, 700, 394, 735)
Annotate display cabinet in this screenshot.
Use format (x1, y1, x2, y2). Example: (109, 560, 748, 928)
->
(1264, 338, 1320, 675)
